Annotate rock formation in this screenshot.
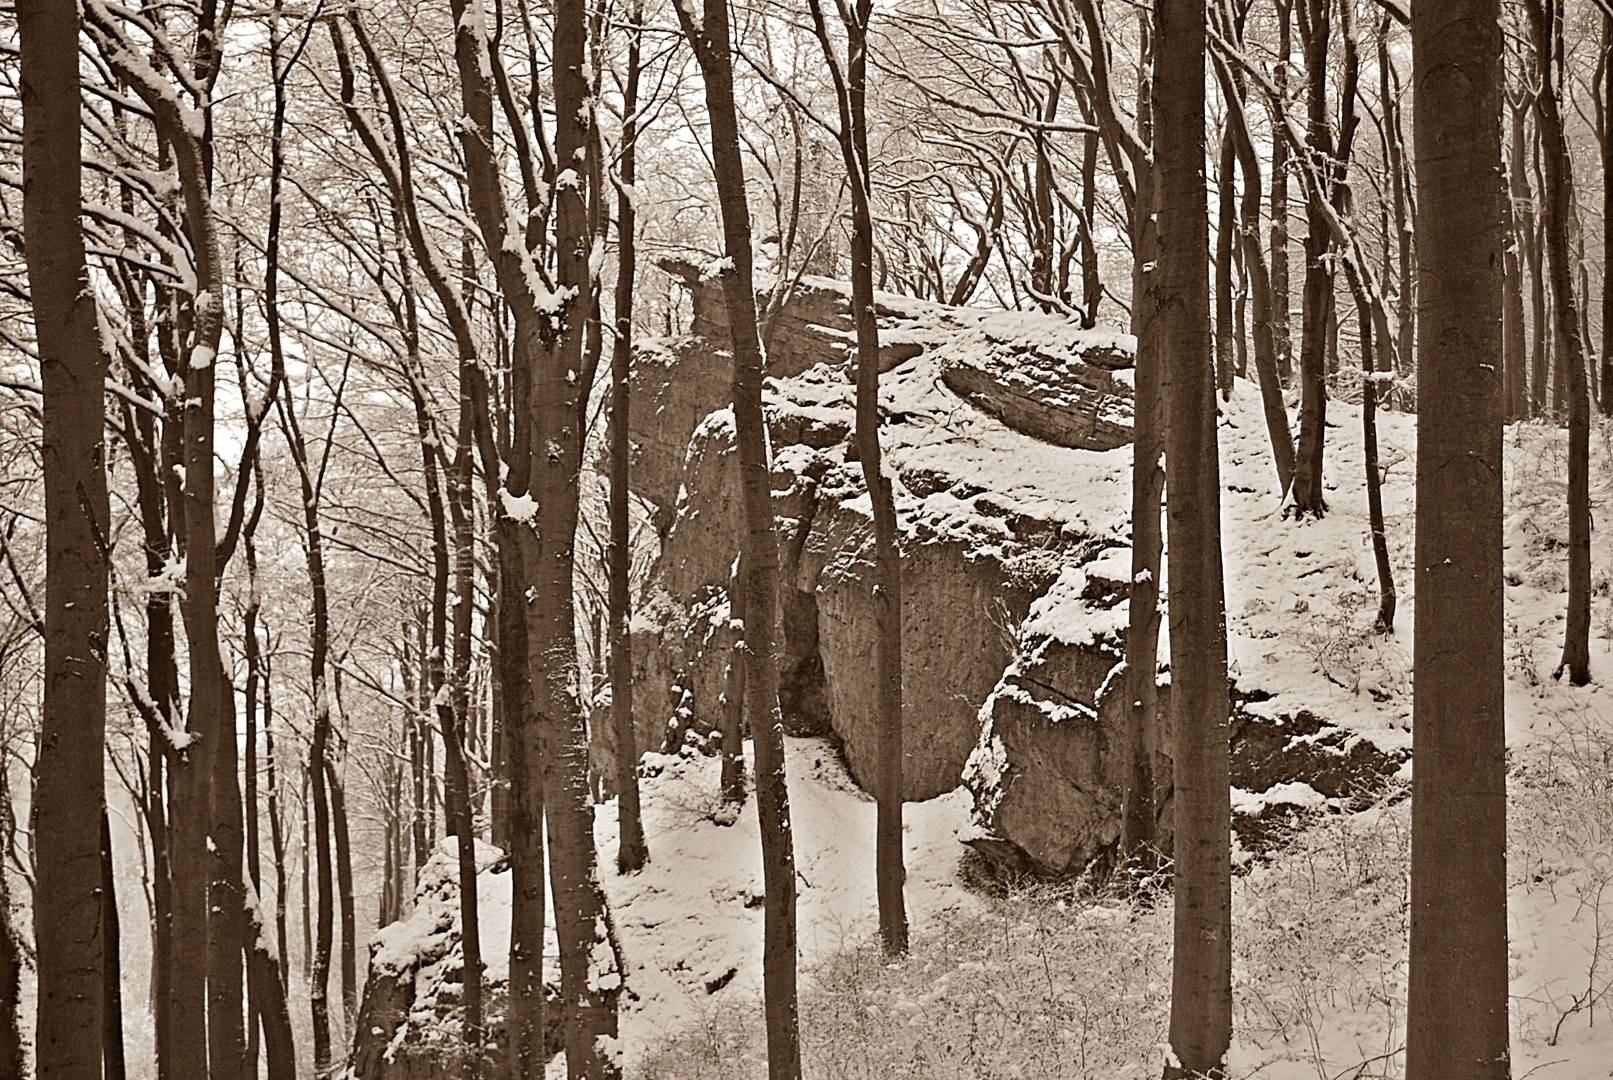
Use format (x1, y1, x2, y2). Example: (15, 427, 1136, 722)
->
(621, 266, 1407, 877)
(621, 266, 1140, 802)
(347, 840, 562, 1080)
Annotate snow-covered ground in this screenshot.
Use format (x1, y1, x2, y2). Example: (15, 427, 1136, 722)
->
(593, 375, 1613, 1078)
(46, 374, 1613, 1080)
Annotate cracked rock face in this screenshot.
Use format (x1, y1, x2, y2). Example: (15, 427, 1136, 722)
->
(623, 268, 1408, 880)
(960, 562, 1174, 878)
(623, 269, 1137, 799)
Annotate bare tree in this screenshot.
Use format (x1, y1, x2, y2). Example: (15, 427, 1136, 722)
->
(1406, 0, 1510, 1074)
(1156, 0, 1232, 1072)
(674, 0, 804, 1072)
(807, 0, 908, 957)
(21, 3, 112, 1078)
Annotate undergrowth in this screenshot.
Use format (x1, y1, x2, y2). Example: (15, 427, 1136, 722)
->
(636, 787, 1413, 1080)
(637, 704, 1613, 1080)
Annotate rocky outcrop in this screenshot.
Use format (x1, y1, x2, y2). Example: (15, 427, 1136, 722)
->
(624, 269, 1138, 801)
(961, 557, 1173, 878)
(935, 317, 1135, 452)
(347, 841, 561, 1080)
(961, 554, 1410, 878)
(626, 265, 1409, 878)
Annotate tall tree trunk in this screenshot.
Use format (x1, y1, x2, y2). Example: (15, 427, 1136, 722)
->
(1210, 22, 1296, 495)
(21, 3, 112, 1077)
(440, 695, 484, 1077)
(209, 661, 248, 1080)
(1292, 0, 1334, 516)
(1406, 0, 1510, 1074)
(1271, 0, 1294, 385)
(243, 881, 296, 1080)
(1504, 184, 1530, 421)
(720, 555, 748, 806)
(266, 132, 340, 1073)
(300, 767, 311, 983)
(0, 813, 21, 1080)
(612, 3, 650, 875)
(1157, 0, 1232, 1073)
(85, 3, 235, 1072)
(1523, 115, 1550, 417)
(1378, 21, 1415, 396)
(445, 0, 620, 1072)
(1603, 14, 1613, 414)
(1527, 0, 1593, 685)
(1122, 14, 1161, 862)
(498, 510, 544, 1079)
(1359, 302, 1396, 631)
(675, 0, 803, 1072)
(808, 0, 907, 958)
(1080, 126, 1102, 327)
(264, 665, 291, 989)
(327, 753, 359, 1036)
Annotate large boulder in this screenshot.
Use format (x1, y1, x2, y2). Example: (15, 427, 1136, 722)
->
(961, 558, 1173, 877)
(959, 556, 1411, 879)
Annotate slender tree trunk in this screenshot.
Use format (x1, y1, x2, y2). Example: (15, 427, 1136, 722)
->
(675, 0, 803, 1071)
(1603, 14, 1613, 414)
(21, 3, 112, 1076)
(1292, 0, 1333, 516)
(101, 810, 126, 1080)
(1378, 22, 1415, 397)
(1234, 237, 1250, 380)
(1504, 188, 1530, 421)
(1526, 0, 1593, 684)
(1081, 126, 1102, 326)
(441, 377, 484, 1079)
(1524, 118, 1550, 417)
(612, 4, 650, 874)
(0, 816, 21, 1080)
(1406, 0, 1510, 1073)
(264, 667, 291, 989)
(299, 767, 310, 983)
(1215, 127, 1237, 400)
(243, 481, 263, 1080)
(1271, 0, 1294, 385)
(327, 755, 359, 1035)
(1157, 0, 1232, 1072)
(1122, 16, 1161, 863)
(1359, 303, 1396, 631)
(720, 555, 749, 806)
(808, 0, 907, 958)
(1210, 29, 1296, 495)
(441, 695, 484, 1077)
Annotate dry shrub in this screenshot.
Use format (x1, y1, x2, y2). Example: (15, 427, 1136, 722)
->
(638, 788, 1420, 1080)
(1510, 705, 1613, 1046)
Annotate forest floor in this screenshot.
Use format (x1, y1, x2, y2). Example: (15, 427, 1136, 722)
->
(599, 376, 1613, 1080)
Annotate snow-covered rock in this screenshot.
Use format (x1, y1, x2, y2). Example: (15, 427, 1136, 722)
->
(960, 564, 1172, 877)
(346, 839, 559, 1079)
(626, 271, 1130, 799)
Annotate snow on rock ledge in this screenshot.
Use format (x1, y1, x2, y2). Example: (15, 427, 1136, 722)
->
(960, 563, 1171, 878)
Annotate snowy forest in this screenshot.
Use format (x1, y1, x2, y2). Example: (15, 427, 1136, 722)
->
(5, 0, 1613, 1075)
